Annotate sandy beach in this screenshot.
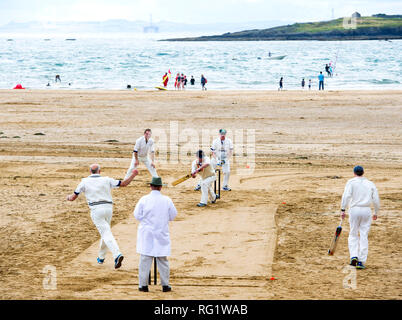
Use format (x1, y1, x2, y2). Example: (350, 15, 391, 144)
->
(0, 89, 401, 300)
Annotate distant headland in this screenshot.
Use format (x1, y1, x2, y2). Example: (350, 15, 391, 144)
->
(162, 14, 402, 41)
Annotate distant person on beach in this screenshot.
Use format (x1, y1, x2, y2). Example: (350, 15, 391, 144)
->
(308, 79, 312, 90)
(301, 78, 305, 89)
(325, 64, 331, 77)
(268, 51, 272, 57)
(174, 73, 179, 90)
(46, 82, 51, 87)
(163, 72, 169, 88)
(278, 77, 283, 91)
(201, 75, 207, 90)
(183, 75, 188, 88)
(190, 76, 195, 85)
(318, 72, 324, 90)
(177, 73, 182, 90)
(55, 75, 61, 82)
(181, 73, 185, 90)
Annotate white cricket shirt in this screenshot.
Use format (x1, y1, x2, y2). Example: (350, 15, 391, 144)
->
(134, 136, 155, 157)
(341, 177, 380, 214)
(211, 137, 233, 161)
(74, 174, 121, 207)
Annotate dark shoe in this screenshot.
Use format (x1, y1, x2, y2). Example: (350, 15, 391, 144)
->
(97, 257, 105, 264)
(197, 203, 207, 207)
(211, 194, 220, 203)
(194, 185, 201, 191)
(350, 257, 358, 266)
(139, 286, 149, 292)
(114, 254, 124, 269)
(356, 261, 366, 269)
(222, 186, 231, 191)
(162, 285, 172, 292)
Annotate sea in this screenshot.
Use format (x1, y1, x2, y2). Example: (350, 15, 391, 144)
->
(0, 33, 401, 90)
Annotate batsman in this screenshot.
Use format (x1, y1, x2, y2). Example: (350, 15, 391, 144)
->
(192, 150, 219, 207)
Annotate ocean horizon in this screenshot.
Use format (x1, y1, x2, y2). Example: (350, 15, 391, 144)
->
(1, 33, 401, 91)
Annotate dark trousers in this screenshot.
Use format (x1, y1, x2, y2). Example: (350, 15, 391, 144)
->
(319, 81, 324, 90)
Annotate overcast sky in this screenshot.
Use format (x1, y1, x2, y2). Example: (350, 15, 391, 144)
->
(0, 0, 400, 25)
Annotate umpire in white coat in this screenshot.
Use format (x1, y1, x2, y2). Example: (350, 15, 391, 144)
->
(134, 176, 177, 292)
(341, 165, 380, 269)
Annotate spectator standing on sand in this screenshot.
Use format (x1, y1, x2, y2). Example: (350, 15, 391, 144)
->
(318, 72, 324, 91)
(183, 75, 188, 89)
(181, 73, 185, 90)
(174, 73, 179, 90)
(308, 79, 312, 90)
(190, 76, 195, 86)
(278, 77, 283, 91)
(301, 78, 305, 89)
(162, 72, 169, 88)
(201, 75, 207, 90)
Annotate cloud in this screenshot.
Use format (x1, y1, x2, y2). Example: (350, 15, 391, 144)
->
(0, 0, 400, 25)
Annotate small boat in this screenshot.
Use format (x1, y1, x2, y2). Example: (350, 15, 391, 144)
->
(268, 55, 287, 60)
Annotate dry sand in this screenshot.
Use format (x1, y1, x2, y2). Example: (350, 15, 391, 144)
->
(0, 89, 401, 300)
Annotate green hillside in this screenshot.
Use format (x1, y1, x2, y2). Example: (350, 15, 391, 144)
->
(164, 15, 402, 41)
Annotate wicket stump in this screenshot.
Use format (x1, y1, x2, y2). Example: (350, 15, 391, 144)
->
(214, 168, 221, 199)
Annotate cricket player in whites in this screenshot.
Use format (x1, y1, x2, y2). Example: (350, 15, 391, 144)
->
(192, 150, 219, 207)
(194, 129, 233, 191)
(340, 165, 380, 269)
(67, 164, 138, 269)
(125, 129, 158, 180)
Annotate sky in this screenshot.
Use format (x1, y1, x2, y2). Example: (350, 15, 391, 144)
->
(0, 0, 401, 25)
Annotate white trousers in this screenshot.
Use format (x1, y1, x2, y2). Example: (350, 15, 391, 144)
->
(125, 154, 158, 179)
(348, 206, 372, 263)
(90, 204, 121, 260)
(197, 158, 230, 188)
(200, 175, 216, 204)
(139, 255, 170, 287)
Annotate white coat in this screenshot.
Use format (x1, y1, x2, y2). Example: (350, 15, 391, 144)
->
(133, 190, 177, 257)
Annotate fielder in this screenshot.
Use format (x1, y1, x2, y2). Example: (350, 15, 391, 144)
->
(192, 150, 219, 207)
(134, 176, 177, 292)
(194, 129, 233, 191)
(340, 165, 380, 269)
(67, 164, 138, 269)
(125, 128, 158, 179)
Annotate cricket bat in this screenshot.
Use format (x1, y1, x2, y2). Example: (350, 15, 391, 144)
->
(172, 173, 191, 186)
(328, 219, 343, 255)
